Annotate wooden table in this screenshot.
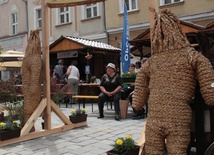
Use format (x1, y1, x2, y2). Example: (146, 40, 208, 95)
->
(72, 95, 99, 112)
(78, 83, 100, 96)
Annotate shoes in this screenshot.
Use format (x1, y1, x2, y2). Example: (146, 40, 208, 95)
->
(115, 114, 120, 121)
(97, 115, 104, 119)
(132, 114, 144, 120)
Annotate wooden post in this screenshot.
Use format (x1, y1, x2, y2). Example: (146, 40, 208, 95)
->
(148, 0, 159, 41)
(41, 0, 51, 130)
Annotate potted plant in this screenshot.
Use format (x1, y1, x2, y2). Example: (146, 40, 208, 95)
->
(106, 135, 140, 155)
(0, 78, 24, 126)
(68, 108, 87, 123)
(121, 72, 137, 82)
(0, 120, 21, 141)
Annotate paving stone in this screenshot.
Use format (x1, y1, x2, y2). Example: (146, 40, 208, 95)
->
(0, 104, 146, 155)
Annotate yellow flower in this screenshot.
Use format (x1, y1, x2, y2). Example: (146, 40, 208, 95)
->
(13, 121, 17, 124)
(82, 108, 86, 112)
(71, 109, 76, 115)
(127, 72, 131, 74)
(125, 135, 132, 140)
(0, 122, 5, 126)
(116, 139, 123, 145)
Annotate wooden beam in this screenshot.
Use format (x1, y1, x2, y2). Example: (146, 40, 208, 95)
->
(21, 98, 46, 136)
(42, 0, 52, 130)
(0, 122, 87, 147)
(50, 100, 72, 125)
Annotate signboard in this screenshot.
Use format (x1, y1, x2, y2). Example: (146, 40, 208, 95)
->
(57, 51, 78, 59)
(85, 65, 90, 74)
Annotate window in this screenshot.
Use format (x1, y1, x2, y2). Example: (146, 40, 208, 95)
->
(160, 0, 183, 5)
(119, 0, 138, 13)
(10, 5, 18, 35)
(0, 0, 8, 5)
(125, 0, 137, 11)
(35, 8, 42, 28)
(11, 12, 18, 35)
(58, 7, 70, 24)
(85, 3, 98, 18)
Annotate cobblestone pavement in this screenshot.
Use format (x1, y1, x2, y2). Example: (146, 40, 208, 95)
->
(0, 103, 146, 155)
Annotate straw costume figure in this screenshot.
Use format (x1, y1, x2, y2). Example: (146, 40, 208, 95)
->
(22, 30, 42, 132)
(133, 9, 214, 154)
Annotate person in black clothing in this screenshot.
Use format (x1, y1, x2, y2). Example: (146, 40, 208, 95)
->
(97, 63, 123, 121)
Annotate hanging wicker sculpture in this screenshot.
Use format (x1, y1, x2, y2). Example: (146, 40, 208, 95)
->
(21, 30, 42, 132)
(133, 8, 214, 154)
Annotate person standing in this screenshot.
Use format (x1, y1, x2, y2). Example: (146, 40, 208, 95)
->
(53, 59, 65, 83)
(66, 60, 80, 104)
(97, 63, 123, 121)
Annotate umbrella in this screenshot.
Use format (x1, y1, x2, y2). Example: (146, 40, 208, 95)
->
(0, 61, 22, 68)
(0, 61, 22, 71)
(0, 50, 24, 61)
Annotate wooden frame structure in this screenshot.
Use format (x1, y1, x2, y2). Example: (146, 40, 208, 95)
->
(0, 0, 108, 146)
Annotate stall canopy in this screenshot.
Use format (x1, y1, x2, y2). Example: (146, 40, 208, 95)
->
(50, 35, 121, 54)
(0, 50, 24, 61)
(130, 20, 205, 59)
(0, 51, 24, 71)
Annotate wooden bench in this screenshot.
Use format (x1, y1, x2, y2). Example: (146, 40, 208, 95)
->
(72, 95, 99, 112)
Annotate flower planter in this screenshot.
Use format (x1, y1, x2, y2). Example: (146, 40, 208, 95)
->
(106, 145, 140, 155)
(121, 77, 136, 83)
(69, 114, 87, 124)
(0, 128, 21, 141)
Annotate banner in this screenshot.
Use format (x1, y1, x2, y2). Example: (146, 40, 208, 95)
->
(121, 2, 130, 73)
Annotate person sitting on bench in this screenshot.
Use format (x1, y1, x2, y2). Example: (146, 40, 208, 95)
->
(97, 63, 123, 121)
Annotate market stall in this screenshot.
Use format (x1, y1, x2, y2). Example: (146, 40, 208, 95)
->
(49, 35, 121, 81)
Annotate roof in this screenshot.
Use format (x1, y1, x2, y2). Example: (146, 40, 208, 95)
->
(205, 20, 214, 29)
(50, 35, 121, 53)
(129, 20, 206, 57)
(130, 20, 205, 44)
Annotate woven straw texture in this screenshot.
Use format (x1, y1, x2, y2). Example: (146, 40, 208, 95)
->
(21, 30, 42, 132)
(132, 8, 214, 154)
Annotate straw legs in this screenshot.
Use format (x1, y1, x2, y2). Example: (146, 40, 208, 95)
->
(145, 121, 190, 155)
(97, 92, 120, 121)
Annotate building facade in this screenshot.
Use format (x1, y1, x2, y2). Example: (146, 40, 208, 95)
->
(0, 0, 28, 80)
(105, 0, 214, 49)
(27, 0, 107, 43)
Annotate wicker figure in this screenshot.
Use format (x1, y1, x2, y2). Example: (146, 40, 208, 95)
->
(22, 30, 42, 132)
(132, 9, 214, 155)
